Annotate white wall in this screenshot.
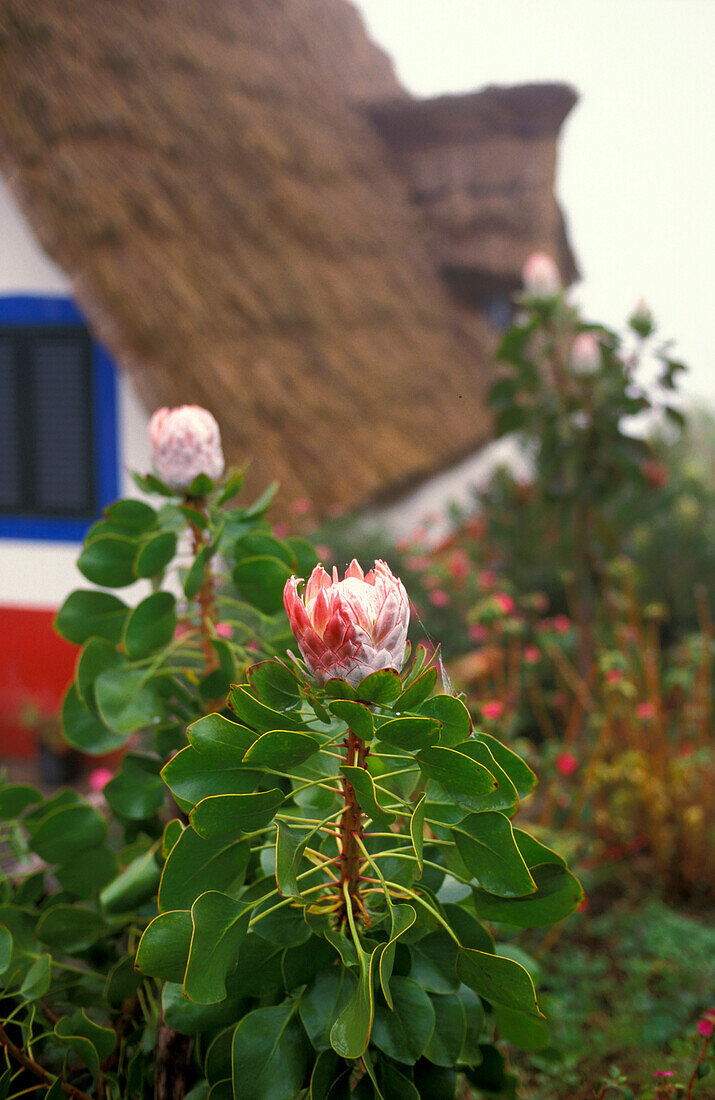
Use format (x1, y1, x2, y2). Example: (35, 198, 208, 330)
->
(0, 172, 152, 609)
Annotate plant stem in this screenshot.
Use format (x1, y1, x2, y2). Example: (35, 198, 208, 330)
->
(687, 1031, 712, 1100)
(0, 1023, 93, 1100)
(338, 729, 367, 929)
(185, 495, 218, 677)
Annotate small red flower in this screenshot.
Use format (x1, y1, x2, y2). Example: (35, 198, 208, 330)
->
(89, 767, 113, 793)
(494, 593, 516, 615)
(469, 623, 488, 643)
(272, 522, 290, 539)
(482, 701, 504, 721)
(524, 645, 541, 664)
(636, 701, 656, 721)
(653, 1070, 674, 1078)
(605, 668, 624, 684)
(478, 570, 498, 591)
(214, 622, 233, 639)
(556, 751, 579, 777)
(290, 497, 313, 516)
(429, 589, 451, 608)
(641, 459, 669, 488)
(553, 615, 571, 634)
(698, 1017, 714, 1037)
(448, 549, 470, 582)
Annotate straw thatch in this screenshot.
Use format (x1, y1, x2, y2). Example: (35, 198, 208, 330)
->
(0, 0, 576, 510)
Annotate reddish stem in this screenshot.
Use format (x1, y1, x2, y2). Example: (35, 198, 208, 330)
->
(338, 729, 367, 928)
(186, 496, 218, 676)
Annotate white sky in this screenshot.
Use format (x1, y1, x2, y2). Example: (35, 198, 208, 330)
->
(353, 0, 714, 404)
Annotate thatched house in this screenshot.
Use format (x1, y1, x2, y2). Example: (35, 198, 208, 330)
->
(0, 0, 576, 753)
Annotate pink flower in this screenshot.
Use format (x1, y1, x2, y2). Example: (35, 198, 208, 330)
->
(429, 589, 450, 608)
(215, 622, 233, 639)
(469, 623, 488, 643)
(482, 701, 504, 721)
(273, 522, 290, 539)
(553, 615, 571, 634)
(315, 545, 333, 562)
(149, 406, 224, 490)
(636, 701, 656, 721)
(653, 1070, 674, 1078)
(556, 751, 579, 777)
(405, 555, 431, 572)
(290, 497, 313, 516)
(89, 767, 113, 792)
(698, 1017, 714, 1037)
(284, 559, 409, 686)
(478, 570, 498, 591)
(524, 645, 541, 664)
(448, 549, 470, 582)
(522, 251, 560, 297)
(494, 593, 516, 615)
(641, 459, 669, 488)
(570, 332, 600, 373)
(606, 668, 624, 684)
(246, 640, 260, 654)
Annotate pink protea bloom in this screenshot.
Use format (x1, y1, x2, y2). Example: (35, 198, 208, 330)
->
(89, 767, 113, 792)
(698, 1017, 714, 1037)
(214, 622, 233, 639)
(284, 559, 409, 687)
(482, 700, 504, 721)
(522, 251, 561, 297)
(570, 332, 601, 373)
(149, 405, 224, 490)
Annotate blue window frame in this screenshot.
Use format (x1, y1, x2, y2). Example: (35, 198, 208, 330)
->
(0, 296, 119, 542)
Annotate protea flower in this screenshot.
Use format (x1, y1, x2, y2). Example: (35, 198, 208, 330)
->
(284, 560, 409, 686)
(148, 405, 225, 490)
(522, 251, 561, 297)
(570, 332, 600, 374)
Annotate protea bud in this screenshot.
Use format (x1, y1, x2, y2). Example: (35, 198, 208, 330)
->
(148, 405, 225, 490)
(629, 298, 654, 337)
(284, 559, 409, 686)
(570, 332, 600, 374)
(522, 251, 561, 297)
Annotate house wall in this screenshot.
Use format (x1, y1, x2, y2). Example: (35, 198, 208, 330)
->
(0, 175, 151, 756)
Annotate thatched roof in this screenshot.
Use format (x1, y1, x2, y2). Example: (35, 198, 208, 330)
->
(0, 0, 575, 511)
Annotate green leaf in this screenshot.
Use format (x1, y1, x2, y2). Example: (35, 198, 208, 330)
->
(105, 498, 157, 532)
(372, 976, 436, 1065)
(231, 1003, 311, 1100)
(328, 700, 375, 742)
(54, 1009, 116, 1080)
(417, 747, 497, 809)
(342, 766, 397, 823)
(159, 827, 250, 912)
(233, 555, 293, 615)
(101, 846, 161, 913)
(189, 712, 256, 755)
(242, 480, 278, 519)
(476, 734, 537, 798)
(0, 1070, 11, 1100)
(205, 1027, 234, 1085)
(0, 783, 41, 819)
(248, 661, 301, 709)
(410, 795, 426, 874)
(163, 981, 243, 1036)
(322, 679, 358, 701)
(184, 892, 250, 1004)
(135, 909, 193, 983)
(493, 1003, 550, 1051)
(309, 1050, 351, 1100)
(243, 730, 320, 770)
(18, 952, 51, 1001)
(452, 813, 535, 897)
(94, 667, 161, 735)
(454, 741, 519, 812)
(184, 544, 214, 599)
(410, 930, 460, 994)
(419, 695, 472, 746)
(282, 937, 337, 991)
(28, 802, 106, 864)
(124, 591, 177, 659)
(216, 468, 245, 505)
(424, 994, 466, 1067)
(285, 536, 319, 575)
(229, 686, 307, 733)
(329, 941, 374, 1059)
(104, 754, 165, 820)
(376, 904, 416, 1007)
(105, 956, 144, 1008)
(396, 666, 439, 711)
(457, 948, 542, 1017)
(55, 589, 129, 645)
(356, 669, 402, 704)
(62, 682, 127, 754)
(162, 745, 261, 812)
(377, 1061, 420, 1100)
(513, 829, 566, 868)
(78, 533, 139, 587)
(299, 968, 356, 1051)
(443, 905, 494, 954)
(472, 863, 583, 927)
(234, 532, 294, 567)
(36, 905, 106, 951)
(132, 470, 175, 497)
(76, 637, 123, 705)
(191, 791, 284, 838)
(0, 925, 12, 976)
(275, 821, 309, 897)
(56, 843, 119, 898)
(134, 530, 179, 579)
(377, 716, 442, 752)
(457, 986, 485, 1065)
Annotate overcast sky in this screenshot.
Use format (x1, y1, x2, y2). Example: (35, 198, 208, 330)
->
(354, 0, 714, 404)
